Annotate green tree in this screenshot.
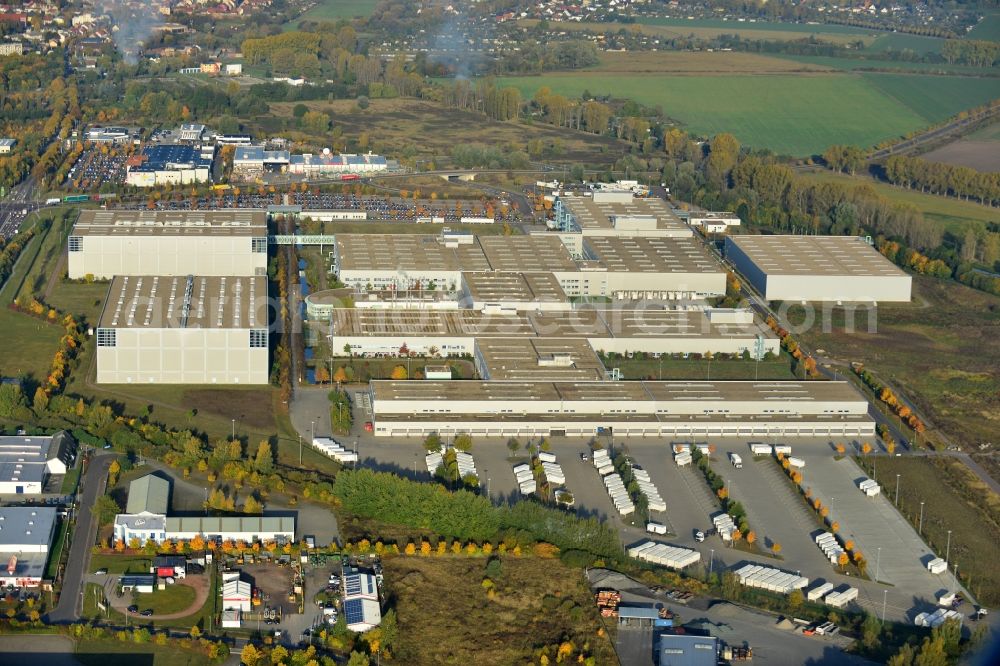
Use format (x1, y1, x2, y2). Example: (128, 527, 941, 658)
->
(914, 636, 947, 666)
(253, 441, 273, 474)
(347, 652, 369, 666)
(861, 613, 881, 649)
(506, 438, 521, 457)
(886, 643, 916, 666)
(787, 589, 803, 611)
(453, 433, 473, 452)
(423, 434, 443, 453)
(720, 571, 741, 601)
(240, 643, 262, 666)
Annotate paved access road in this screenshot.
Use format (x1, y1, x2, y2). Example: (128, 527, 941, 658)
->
(46, 453, 115, 623)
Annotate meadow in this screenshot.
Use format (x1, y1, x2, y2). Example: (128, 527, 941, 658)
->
(864, 32, 945, 54)
(797, 169, 1000, 235)
(501, 71, 1000, 155)
(966, 12, 1000, 41)
(520, 18, 876, 46)
(283, 0, 378, 29)
(785, 275, 1000, 450)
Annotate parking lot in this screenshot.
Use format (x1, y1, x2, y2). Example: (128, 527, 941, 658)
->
(64, 145, 129, 190)
(796, 449, 962, 607)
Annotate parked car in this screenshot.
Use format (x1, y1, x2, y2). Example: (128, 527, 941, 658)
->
(694, 530, 706, 543)
(140, 609, 153, 617)
(580, 452, 589, 462)
(127, 605, 138, 613)
(94, 568, 108, 575)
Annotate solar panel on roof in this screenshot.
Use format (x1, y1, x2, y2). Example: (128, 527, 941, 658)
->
(344, 574, 362, 596)
(344, 598, 365, 625)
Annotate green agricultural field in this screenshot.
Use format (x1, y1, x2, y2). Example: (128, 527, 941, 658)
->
(967, 12, 1000, 41)
(283, 0, 378, 29)
(504, 72, 1000, 156)
(772, 54, 992, 74)
(75, 638, 212, 666)
(636, 17, 876, 37)
(797, 169, 1000, 236)
(521, 18, 875, 46)
(865, 32, 945, 54)
(501, 72, 1000, 155)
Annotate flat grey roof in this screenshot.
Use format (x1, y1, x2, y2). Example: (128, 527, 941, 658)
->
(475, 337, 606, 381)
(559, 194, 689, 233)
(165, 516, 295, 535)
(99, 275, 268, 329)
(328, 306, 773, 341)
(726, 235, 908, 277)
(478, 235, 578, 272)
(335, 234, 491, 273)
(462, 271, 568, 303)
(0, 507, 58, 549)
(584, 236, 721, 274)
(372, 380, 864, 405)
(73, 210, 266, 237)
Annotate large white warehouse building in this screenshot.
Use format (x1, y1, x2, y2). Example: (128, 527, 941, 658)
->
(725, 235, 912, 303)
(369, 380, 874, 439)
(96, 274, 269, 384)
(67, 210, 268, 280)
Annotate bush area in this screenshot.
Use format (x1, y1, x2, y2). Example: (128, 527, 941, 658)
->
(384, 556, 615, 665)
(332, 469, 621, 560)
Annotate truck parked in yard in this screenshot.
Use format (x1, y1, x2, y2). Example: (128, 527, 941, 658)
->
(729, 453, 743, 469)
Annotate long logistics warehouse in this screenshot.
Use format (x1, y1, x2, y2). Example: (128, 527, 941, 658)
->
(724, 235, 912, 303)
(67, 209, 268, 279)
(368, 380, 875, 438)
(95, 274, 269, 384)
(332, 231, 726, 300)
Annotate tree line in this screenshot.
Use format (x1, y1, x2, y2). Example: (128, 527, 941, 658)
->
(883, 153, 1000, 207)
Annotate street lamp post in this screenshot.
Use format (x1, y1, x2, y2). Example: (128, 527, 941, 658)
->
(298, 434, 302, 466)
(311, 420, 315, 446)
(881, 589, 888, 624)
(945, 529, 952, 563)
(709, 549, 715, 578)
(919, 501, 925, 535)
(231, 418, 235, 441)
(875, 547, 881, 583)
(895, 474, 901, 507)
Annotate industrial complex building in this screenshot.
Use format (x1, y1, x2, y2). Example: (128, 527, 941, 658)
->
(231, 147, 387, 180)
(68, 209, 268, 280)
(0, 507, 59, 587)
(114, 475, 295, 544)
(368, 380, 875, 439)
(95, 274, 269, 384)
(331, 231, 726, 300)
(317, 306, 779, 359)
(125, 144, 214, 187)
(0, 432, 76, 495)
(553, 191, 692, 238)
(725, 235, 912, 303)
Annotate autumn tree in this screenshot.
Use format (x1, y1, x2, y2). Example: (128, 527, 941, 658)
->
(253, 441, 273, 474)
(771, 542, 782, 555)
(745, 531, 756, 546)
(243, 495, 263, 515)
(241, 643, 262, 666)
(390, 365, 408, 380)
(333, 366, 348, 383)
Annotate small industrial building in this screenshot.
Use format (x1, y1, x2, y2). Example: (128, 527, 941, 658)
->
(85, 126, 140, 144)
(725, 235, 912, 303)
(95, 275, 269, 384)
(369, 380, 874, 439)
(343, 570, 381, 632)
(288, 152, 387, 176)
(685, 211, 741, 234)
(0, 431, 76, 495)
(554, 191, 692, 238)
(0, 507, 58, 587)
(656, 634, 720, 666)
(125, 144, 214, 187)
(120, 574, 156, 594)
(152, 555, 186, 579)
(165, 516, 296, 543)
(67, 209, 268, 280)
(114, 474, 171, 544)
(232, 146, 290, 178)
(221, 572, 253, 612)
